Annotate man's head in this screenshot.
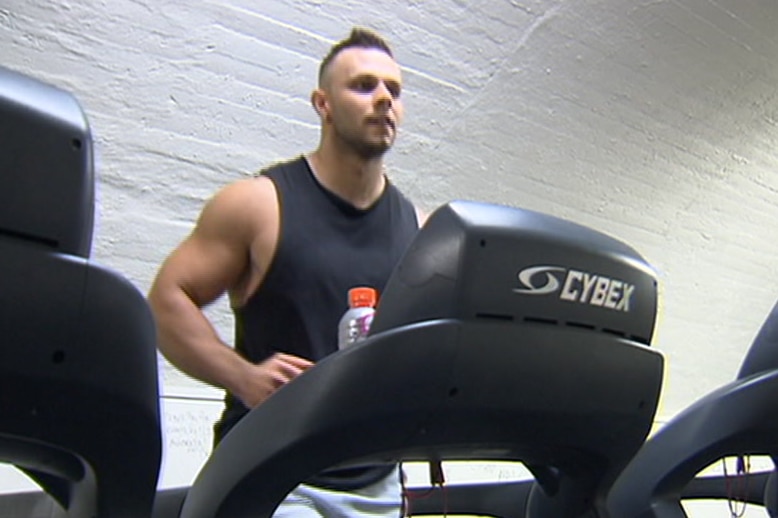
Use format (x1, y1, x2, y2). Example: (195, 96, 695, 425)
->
(318, 28, 394, 87)
(312, 28, 404, 160)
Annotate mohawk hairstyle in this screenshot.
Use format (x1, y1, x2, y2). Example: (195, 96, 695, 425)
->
(318, 27, 394, 85)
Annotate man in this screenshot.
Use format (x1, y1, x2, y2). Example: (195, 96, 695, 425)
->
(148, 27, 424, 517)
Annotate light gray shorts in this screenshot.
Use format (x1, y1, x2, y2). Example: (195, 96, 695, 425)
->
(272, 465, 403, 518)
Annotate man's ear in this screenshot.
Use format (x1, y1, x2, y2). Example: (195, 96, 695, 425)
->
(311, 88, 330, 122)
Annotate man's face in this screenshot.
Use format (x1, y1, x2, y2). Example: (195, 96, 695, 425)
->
(319, 47, 404, 159)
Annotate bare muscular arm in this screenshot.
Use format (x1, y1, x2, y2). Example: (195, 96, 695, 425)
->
(148, 177, 313, 409)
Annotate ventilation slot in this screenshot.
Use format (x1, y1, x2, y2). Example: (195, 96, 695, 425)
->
(476, 313, 514, 321)
(483, 315, 652, 346)
(566, 321, 596, 331)
(523, 316, 558, 326)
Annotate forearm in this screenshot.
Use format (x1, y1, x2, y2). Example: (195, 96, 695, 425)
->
(149, 287, 250, 396)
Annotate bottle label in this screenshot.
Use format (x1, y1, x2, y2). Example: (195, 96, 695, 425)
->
(351, 313, 374, 341)
(342, 312, 375, 348)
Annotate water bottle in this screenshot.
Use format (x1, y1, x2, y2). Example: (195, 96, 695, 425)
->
(338, 287, 377, 349)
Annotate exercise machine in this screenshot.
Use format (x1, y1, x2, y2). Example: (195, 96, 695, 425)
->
(0, 65, 161, 518)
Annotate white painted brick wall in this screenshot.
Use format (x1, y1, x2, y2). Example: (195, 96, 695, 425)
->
(2, 1, 777, 515)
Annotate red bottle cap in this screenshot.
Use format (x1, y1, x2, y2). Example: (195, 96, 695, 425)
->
(349, 287, 377, 308)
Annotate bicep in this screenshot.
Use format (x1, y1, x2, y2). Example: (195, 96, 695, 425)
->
(151, 182, 262, 308)
(154, 229, 248, 308)
(150, 177, 277, 311)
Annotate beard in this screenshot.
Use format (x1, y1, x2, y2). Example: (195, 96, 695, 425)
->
(332, 119, 395, 159)
(349, 138, 392, 160)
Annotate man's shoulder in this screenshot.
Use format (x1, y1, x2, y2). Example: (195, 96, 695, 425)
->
(202, 174, 278, 229)
(254, 155, 308, 179)
(215, 155, 307, 204)
(384, 177, 426, 228)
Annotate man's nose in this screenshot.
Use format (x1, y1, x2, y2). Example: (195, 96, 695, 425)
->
(374, 81, 393, 107)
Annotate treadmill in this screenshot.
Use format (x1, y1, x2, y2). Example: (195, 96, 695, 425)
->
(0, 65, 161, 518)
(173, 199, 664, 518)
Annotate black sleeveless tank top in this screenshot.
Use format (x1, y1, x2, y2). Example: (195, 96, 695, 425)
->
(214, 156, 418, 488)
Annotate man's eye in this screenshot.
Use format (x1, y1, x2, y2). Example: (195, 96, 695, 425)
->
(386, 83, 402, 99)
(353, 78, 378, 92)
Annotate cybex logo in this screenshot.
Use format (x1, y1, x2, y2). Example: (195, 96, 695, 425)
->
(513, 265, 634, 312)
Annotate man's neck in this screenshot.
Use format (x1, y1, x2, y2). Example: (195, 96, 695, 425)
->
(307, 148, 386, 209)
